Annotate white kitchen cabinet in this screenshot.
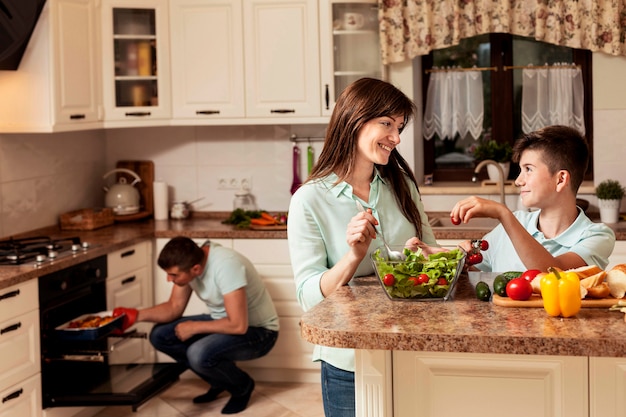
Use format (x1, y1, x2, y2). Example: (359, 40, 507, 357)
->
(0, 0, 101, 133)
(232, 239, 318, 383)
(0, 280, 42, 417)
(589, 357, 626, 417)
(169, 0, 245, 120)
(319, 0, 386, 116)
(101, 0, 172, 125)
(243, 0, 321, 119)
(106, 240, 155, 364)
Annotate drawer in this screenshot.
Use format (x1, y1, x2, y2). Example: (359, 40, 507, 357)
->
(0, 373, 42, 417)
(0, 280, 37, 324)
(0, 309, 40, 391)
(107, 241, 150, 278)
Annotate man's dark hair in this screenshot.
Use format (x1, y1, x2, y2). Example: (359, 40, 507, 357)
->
(157, 236, 205, 272)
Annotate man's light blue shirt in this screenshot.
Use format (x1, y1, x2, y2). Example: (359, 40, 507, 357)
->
(287, 171, 437, 372)
(477, 209, 615, 272)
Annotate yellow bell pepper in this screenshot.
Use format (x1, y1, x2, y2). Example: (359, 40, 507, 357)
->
(540, 267, 581, 318)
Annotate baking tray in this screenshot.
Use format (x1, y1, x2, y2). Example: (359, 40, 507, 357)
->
(55, 311, 124, 341)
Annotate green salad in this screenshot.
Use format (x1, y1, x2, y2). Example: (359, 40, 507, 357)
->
(372, 247, 466, 299)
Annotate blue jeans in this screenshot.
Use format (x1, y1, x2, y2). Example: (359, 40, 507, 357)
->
(321, 361, 355, 417)
(149, 314, 278, 396)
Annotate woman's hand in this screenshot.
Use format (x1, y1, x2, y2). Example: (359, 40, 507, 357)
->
(346, 208, 377, 258)
(403, 237, 448, 256)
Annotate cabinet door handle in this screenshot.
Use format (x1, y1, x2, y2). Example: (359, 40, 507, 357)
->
(1, 322, 21, 335)
(121, 275, 136, 285)
(270, 109, 295, 114)
(120, 249, 136, 258)
(125, 112, 151, 117)
(2, 388, 23, 404)
(70, 114, 86, 120)
(0, 289, 19, 301)
(196, 110, 220, 115)
(325, 84, 329, 110)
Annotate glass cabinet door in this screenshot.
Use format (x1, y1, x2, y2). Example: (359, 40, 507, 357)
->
(332, 2, 382, 93)
(112, 8, 158, 108)
(320, 1, 385, 115)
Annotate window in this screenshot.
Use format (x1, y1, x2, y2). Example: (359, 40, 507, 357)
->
(421, 34, 593, 182)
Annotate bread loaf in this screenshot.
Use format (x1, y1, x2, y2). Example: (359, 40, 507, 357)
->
(567, 265, 603, 279)
(585, 282, 611, 298)
(580, 271, 607, 289)
(607, 264, 626, 299)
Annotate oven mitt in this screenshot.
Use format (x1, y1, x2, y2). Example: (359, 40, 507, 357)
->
(112, 307, 138, 333)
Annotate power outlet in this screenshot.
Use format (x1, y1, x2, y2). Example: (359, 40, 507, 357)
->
(217, 177, 252, 190)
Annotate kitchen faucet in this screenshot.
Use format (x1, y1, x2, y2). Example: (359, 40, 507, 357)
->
(473, 159, 506, 205)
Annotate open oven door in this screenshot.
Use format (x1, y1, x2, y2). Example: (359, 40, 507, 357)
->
(43, 361, 187, 411)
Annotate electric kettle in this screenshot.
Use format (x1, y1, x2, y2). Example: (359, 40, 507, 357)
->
(102, 168, 142, 215)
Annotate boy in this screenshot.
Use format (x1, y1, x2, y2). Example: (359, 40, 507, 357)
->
(113, 237, 279, 414)
(450, 125, 615, 272)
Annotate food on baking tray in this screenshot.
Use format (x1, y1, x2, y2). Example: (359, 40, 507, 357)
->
(67, 314, 116, 329)
(607, 264, 626, 299)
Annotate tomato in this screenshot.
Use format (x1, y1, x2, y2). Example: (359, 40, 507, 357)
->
(480, 240, 489, 251)
(505, 277, 533, 301)
(467, 252, 483, 265)
(520, 269, 542, 282)
(408, 277, 419, 286)
(450, 216, 461, 225)
(417, 273, 429, 284)
(437, 277, 448, 285)
(383, 273, 395, 286)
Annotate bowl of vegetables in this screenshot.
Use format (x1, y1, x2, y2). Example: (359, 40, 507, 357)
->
(371, 246, 466, 301)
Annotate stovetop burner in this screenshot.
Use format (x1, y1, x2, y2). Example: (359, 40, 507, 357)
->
(0, 236, 91, 266)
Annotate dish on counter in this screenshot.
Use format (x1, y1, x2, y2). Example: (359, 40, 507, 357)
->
(371, 246, 466, 301)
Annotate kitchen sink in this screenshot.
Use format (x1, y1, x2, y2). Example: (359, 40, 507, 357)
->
(429, 216, 500, 230)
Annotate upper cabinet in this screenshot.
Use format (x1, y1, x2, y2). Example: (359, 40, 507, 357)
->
(169, 0, 245, 120)
(101, 0, 172, 125)
(0, 0, 101, 133)
(242, 0, 321, 119)
(319, 0, 386, 116)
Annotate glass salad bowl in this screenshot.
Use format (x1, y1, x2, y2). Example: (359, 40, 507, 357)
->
(371, 245, 466, 301)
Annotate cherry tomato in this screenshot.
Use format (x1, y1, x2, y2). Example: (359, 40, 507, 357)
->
(520, 269, 542, 282)
(383, 273, 395, 286)
(467, 252, 483, 265)
(408, 277, 419, 286)
(437, 277, 448, 285)
(450, 216, 461, 225)
(505, 277, 533, 301)
(480, 240, 489, 251)
(417, 273, 430, 284)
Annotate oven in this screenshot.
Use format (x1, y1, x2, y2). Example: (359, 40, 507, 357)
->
(0, 236, 185, 411)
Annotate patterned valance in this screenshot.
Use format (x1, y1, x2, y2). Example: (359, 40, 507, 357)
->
(378, 0, 626, 65)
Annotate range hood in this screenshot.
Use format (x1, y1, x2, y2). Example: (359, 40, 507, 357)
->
(0, 0, 46, 70)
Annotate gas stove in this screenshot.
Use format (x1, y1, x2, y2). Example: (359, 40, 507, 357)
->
(0, 236, 91, 266)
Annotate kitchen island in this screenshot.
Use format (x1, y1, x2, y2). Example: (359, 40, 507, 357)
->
(299, 275, 626, 417)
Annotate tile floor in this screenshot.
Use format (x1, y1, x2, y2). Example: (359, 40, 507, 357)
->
(92, 372, 324, 417)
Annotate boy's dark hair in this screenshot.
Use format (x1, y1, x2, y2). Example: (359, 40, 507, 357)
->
(157, 236, 205, 272)
(512, 125, 589, 192)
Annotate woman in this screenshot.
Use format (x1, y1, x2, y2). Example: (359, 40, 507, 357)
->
(287, 78, 437, 417)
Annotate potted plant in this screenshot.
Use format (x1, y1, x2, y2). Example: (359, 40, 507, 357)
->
(472, 140, 513, 180)
(595, 179, 625, 223)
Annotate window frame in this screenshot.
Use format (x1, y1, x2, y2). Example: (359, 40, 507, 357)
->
(421, 33, 593, 182)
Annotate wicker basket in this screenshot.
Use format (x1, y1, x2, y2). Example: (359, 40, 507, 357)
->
(59, 208, 115, 231)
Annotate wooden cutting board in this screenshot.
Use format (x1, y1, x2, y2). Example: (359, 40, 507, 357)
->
(250, 225, 287, 230)
(114, 160, 154, 221)
(492, 294, 620, 308)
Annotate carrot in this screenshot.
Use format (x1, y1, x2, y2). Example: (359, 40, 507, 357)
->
(261, 212, 280, 224)
(250, 218, 277, 226)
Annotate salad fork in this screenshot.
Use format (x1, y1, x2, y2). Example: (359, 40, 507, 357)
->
(354, 200, 405, 261)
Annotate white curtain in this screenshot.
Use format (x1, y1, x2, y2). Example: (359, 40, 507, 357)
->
(521, 65, 585, 135)
(423, 69, 484, 141)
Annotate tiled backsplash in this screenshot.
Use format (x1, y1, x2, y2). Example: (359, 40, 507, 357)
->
(0, 108, 624, 237)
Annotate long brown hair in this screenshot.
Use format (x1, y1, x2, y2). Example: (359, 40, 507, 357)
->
(308, 78, 424, 238)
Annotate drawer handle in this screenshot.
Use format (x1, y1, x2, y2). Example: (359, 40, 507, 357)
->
(196, 110, 220, 115)
(120, 249, 136, 258)
(121, 275, 137, 285)
(1, 322, 21, 335)
(270, 109, 295, 114)
(69, 114, 86, 120)
(2, 388, 23, 403)
(0, 289, 19, 301)
(125, 112, 151, 117)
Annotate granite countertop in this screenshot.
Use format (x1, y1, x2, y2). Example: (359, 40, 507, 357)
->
(299, 275, 626, 358)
